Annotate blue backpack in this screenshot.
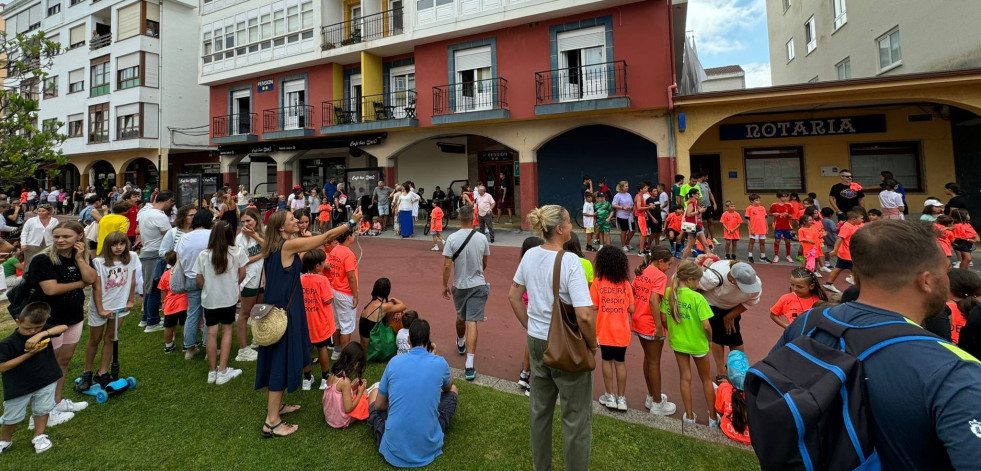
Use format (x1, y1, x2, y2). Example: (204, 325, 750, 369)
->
(746, 308, 946, 471)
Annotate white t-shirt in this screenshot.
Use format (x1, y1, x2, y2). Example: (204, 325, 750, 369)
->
(176, 229, 211, 279)
(138, 208, 172, 256)
(396, 328, 411, 355)
(235, 233, 262, 289)
(582, 202, 595, 228)
(237, 191, 249, 206)
(47, 190, 60, 203)
(398, 191, 419, 211)
(93, 252, 140, 312)
(290, 196, 306, 210)
(879, 190, 904, 210)
(658, 191, 670, 220)
(698, 261, 762, 310)
(512, 247, 592, 341)
(193, 246, 248, 309)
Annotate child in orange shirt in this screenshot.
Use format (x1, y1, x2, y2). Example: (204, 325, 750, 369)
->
(317, 201, 333, 233)
(665, 205, 684, 258)
(789, 193, 805, 221)
(301, 248, 335, 390)
(951, 209, 979, 270)
(825, 210, 864, 293)
(719, 201, 743, 260)
(770, 268, 827, 328)
(715, 351, 752, 445)
(797, 214, 824, 274)
(744, 194, 769, 263)
(429, 205, 445, 252)
(159, 251, 188, 354)
(590, 246, 635, 411)
(935, 215, 955, 259)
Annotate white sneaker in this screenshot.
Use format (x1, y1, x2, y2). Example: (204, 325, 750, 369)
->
(216, 368, 242, 385)
(431, 244, 440, 251)
(644, 394, 654, 410)
(709, 415, 721, 428)
(144, 323, 164, 333)
(845, 275, 855, 285)
(32, 434, 52, 454)
(207, 370, 217, 384)
(302, 377, 313, 391)
(320, 378, 328, 390)
(185, 346, 199, 360)
(616, 396, 628, 411)
(250, 341, 259, 350)
(820, 266, 832, 273)
(787, 256, 795, 263)
(953, 261, 961, 269)
(649, 394, 678, 416)
(683, 412, 696, 424)
(55, 398, 88, 413)
(823, 282, 841, 294)
(598, 393, 617, 409)
(524, 388, 530, 397)
(46, 410, 74, 427)
(814, 271, 823, 278)
(331, 349, 341, 361)
(235, 347, 258, 362)
(0, 440, 11, 454)
(138, 321, 147, 328)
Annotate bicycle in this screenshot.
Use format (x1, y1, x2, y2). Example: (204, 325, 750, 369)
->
(574, 208, 585, 229)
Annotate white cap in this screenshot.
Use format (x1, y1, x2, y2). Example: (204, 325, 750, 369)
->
(924, 198, 944, 207)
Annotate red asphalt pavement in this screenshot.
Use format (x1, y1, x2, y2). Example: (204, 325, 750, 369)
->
(352, 234, 808, 425)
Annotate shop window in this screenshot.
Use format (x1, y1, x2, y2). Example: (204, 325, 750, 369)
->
(804, 17, 816, 53)
(67, 114, 83, 137)
(877, 28, 901, 71)
(786, 38, 795, 62)
(849, 141, 922, 192)
(836, 57, 851, 80)
(743, 147, 804, 193)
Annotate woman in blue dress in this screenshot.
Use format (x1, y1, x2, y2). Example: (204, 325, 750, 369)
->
(256, 207, 363, 438)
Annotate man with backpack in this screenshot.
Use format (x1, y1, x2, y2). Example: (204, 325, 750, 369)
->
(750, 219, 981, 470)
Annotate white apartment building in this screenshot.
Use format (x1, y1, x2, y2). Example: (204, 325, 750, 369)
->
(767, 0, 981, 85)
(3, 0, 212, 193)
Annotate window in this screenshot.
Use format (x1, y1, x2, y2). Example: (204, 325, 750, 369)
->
(117, 53, 141, 89)
(42, 118, 59, 132)
(454, 46, 493, 112)
(146, 3, 160, 37)
(7, 4, 43, 33)
(20, 79, 39, 101)
(878, 28, 902, 70)
(287, 5, 299, 33)
(68, 68, 84, 93)
(47, 0, 61, 16)
(301, 1, 313, 29)
(70, 0, 82, 5)
(833, 0, 847, 30)
(786, 38, 795, 61)
(117, 2, 141, 40)
(850, 142, 922, 192)
(556, 26, 609, 100)
(744, 147, 805, 193)
(88, 103, 109, 143)
(804, 17, 816, 53)
(117, 104, 141, 139)
(67, 114, 83, 137)
(782, 0, 791, 12)
(69, 24, 86, 49)
(90, 59, 110, 97)
(808, 76, 819, 83)
(836, 57, 851, 80)
(43, 76, 58, 98)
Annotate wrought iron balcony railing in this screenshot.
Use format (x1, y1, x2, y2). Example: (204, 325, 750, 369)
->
(432, 77, 508, 116)
(534, 60, 627, 105)
(263, 105, 314, 132)
(322, 90, 416, 126)
(321, 7, 403, 50)
(213, 113, 257, 138)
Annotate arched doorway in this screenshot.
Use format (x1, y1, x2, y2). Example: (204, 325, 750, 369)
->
(122, 157, 159, 191)
(90, 160, 116, 198)
(58, 164, 82, 194)
(537, 124, 658, 215)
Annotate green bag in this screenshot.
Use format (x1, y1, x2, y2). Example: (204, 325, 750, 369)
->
(367, 316, 397, 362)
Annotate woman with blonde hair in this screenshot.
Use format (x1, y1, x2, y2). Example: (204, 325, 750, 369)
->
(508, 205, 596, 471)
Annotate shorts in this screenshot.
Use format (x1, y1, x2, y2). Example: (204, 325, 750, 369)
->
(635, 331, 666, 342)
(835, 258, 854, 270)
(616, 218, 633, 232)
(50, 321, 83, 350)
(749, 233, 766, 240)
(359, 316, 380, 339)
(313, 338, 332, 349)
(703, 205, 715, 219)
(648, 216, 662, 234)
(637, 217, 649, 236)
(708, 305, 743, 347)
(774, 229, 793, 240)
(0, 381, 58, 425)
(203, 305, 236, 326)
(431, 231, 442, 236)
(953, 240, 976, 253)
(585, 227, 594, 234)
(241, 287, 262, 298)
(596, 221, 611, 233)
(451, 284, 489, 322)
(683, 225, 704, 235)
(333, 291, 357, 335)
(163, 310, 187, 328)
(367, 391, 458, 446)
(377, 205, 391, 216)
(600, 345, 627, 362)
(88, 306, 131, 328)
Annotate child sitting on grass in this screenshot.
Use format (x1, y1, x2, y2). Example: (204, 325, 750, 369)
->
(0, 302, 69, 454)
(715, 350, 751, 445)
(322, 342, 374, 429)
(159, 251, 188, 354)
(301, 248, 335, 390)
(396, 311, 418, 355)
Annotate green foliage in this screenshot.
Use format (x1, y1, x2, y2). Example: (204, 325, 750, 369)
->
(0, 30, 67, 186)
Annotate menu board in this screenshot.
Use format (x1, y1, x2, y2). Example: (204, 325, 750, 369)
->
(176, 174, 201, 207)
(745, 157, 802, 191)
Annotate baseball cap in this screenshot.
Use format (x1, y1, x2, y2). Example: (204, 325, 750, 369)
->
(293, 184, 302, 190)
(924, 198, 944, 207)
(727, 350, 750, 390)
(729, 262, 761, 294)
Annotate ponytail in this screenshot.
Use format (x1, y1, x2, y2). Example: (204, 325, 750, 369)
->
(730, 388, 749, 434)
(669, 261, 703, 325)
(527, 205, 565, 240)
(669, 273, 683, 324)
(948, 269, 981, 316)
(637, 246, 673, 277)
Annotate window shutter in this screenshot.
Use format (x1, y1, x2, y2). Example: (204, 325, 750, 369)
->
(117, 2, 141, 40)
(68, 68, 83, 83)
(68, 113, 82, 122)
(29, 4, 43, 27)
(454, 46, 491, 71)
(145, 53, 159, 87)
(117, 53, 140, 70)
(557, 27, 604, 52)
(69, 24, 85, 46)
(146, 1, 159, 22)
(117, 103, 140, 116)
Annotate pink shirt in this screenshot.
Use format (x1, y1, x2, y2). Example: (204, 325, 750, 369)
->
(323, 382, 354, 428)
(474, 192, 495, 217)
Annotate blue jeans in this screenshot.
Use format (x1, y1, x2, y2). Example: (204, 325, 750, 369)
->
(140, 257, 162, 326)
(184, 276, 203, 349)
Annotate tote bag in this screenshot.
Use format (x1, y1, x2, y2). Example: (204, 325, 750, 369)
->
(367, 316, 397, 362)
(542, 250, 596, 373)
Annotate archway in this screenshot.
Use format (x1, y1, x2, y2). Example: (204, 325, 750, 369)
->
(122, 157, 159, 191)
(90, 160, 117, 198)
(536, 124, 658, 215)
(58, 164, 82, 194)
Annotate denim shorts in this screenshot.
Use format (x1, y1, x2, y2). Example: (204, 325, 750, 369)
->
(0, 381, 57, 425)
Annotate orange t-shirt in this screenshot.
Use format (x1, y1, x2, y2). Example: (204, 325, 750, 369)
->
(301, 273, 336, 343)
(715, 382, 752, 445)
(745, 205, 768, 235)
(798, 225, 824, 258)
(836, 222, 862, 261)
(630, 265, 667, 337)
(326, 245, 358, 295)
(318, 204, 332, 222)
(720, 211, 743, 240)
(770, 292, 819, 322)
(158, 269, 189, 315)
(665, 213, 683, 232)
(589, 278, 635, 348)
(936, 225, 954, 256)
(790, 201, 804, 219)
(949, 301, 967, 344)
(430, 206, 444, 232)
(954, 223, 978, 242)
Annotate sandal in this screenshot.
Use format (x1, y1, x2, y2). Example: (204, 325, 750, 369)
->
(279, 404, 301, 415)
(261, 421, 298, 438)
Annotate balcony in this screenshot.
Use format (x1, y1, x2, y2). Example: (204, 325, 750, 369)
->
(262, 105, 315, 140)
(534, 60, 629, 115)
(321, 90, 418, 134)
(89, 33, 112, 51)
(321, 7, 404, 51)
(432, 77, 509, 125)
(212, 113, 259, 144)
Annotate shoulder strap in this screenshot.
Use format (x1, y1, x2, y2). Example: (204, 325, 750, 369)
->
(451, 229, 477, 261)
(804, 307, 947, 359)
(552, 249, 565, 301)
(706, 267, 725, 288)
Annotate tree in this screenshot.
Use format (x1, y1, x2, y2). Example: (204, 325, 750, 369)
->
(0, 30, 66, 187)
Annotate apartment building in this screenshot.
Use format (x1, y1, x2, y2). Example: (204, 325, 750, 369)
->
(3, 0, 212, 193)
(767, 0, 981, 85)
(202, 0, 688, 218)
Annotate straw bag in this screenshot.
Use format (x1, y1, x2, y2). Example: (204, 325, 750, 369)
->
(542, 250, 596, 373)
(250, 276, 299, 346)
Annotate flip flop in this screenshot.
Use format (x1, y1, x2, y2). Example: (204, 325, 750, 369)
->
(261, 421, 298, 438)
(279, 404, 301, 415)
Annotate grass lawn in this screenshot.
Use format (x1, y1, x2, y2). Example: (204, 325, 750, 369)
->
(0, 303, 759, 470)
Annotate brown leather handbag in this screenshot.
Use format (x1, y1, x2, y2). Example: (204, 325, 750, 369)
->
(542, 250, 596, 372)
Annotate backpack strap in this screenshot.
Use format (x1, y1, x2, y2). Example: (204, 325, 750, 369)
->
(806, 307, 948, 359)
